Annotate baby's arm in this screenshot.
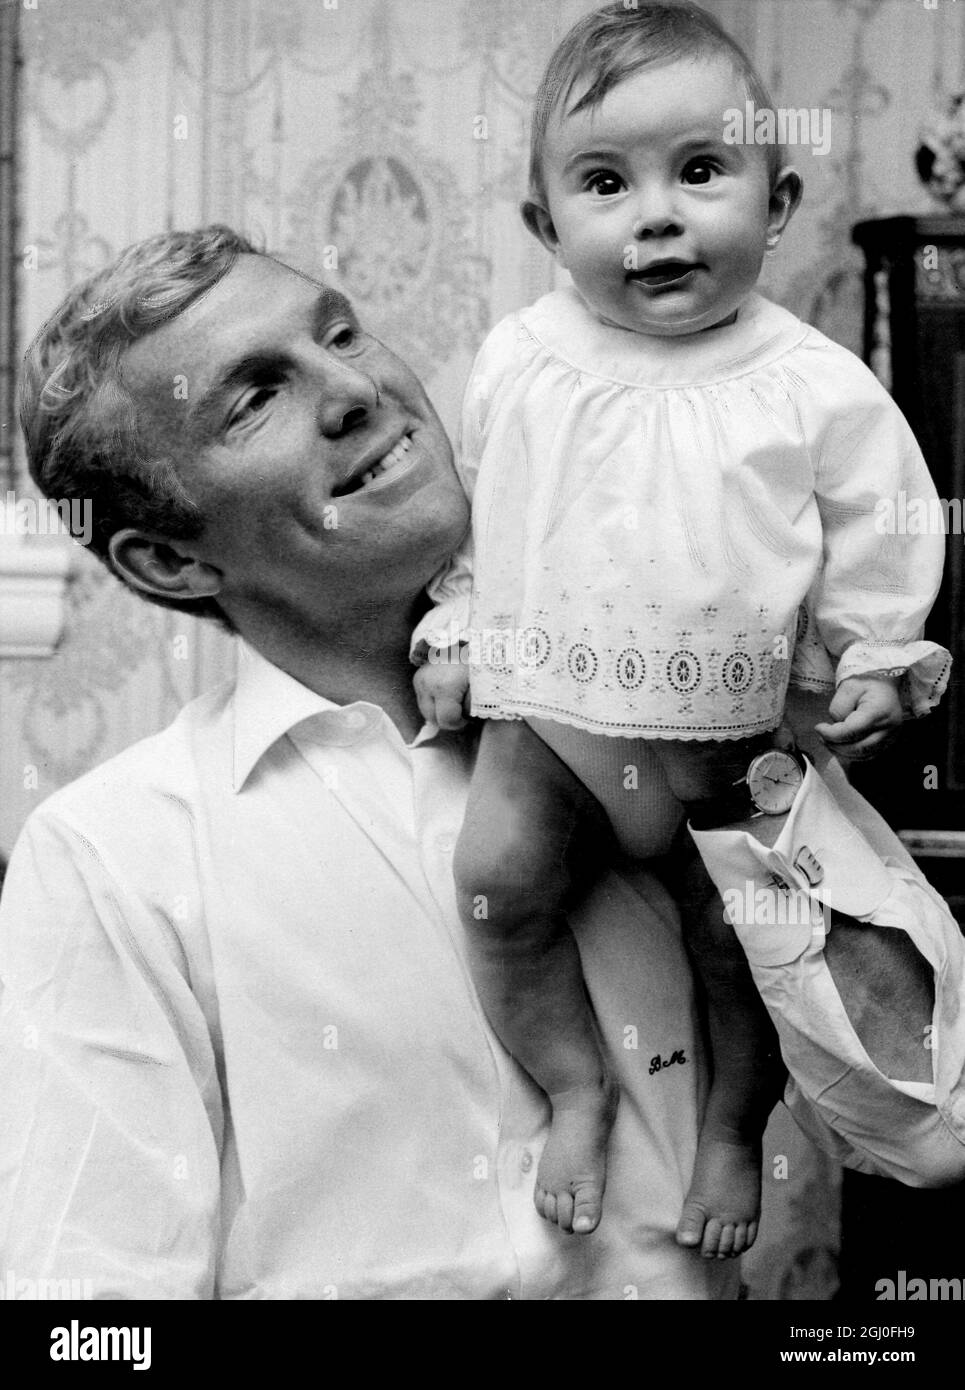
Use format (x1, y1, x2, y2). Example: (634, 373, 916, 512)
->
(410, 517, 474, 730)
(411, 529, 473, 731)
(414, 646, 471, 731)
(799, 354, 952, 740)
(411, 313, 517, 730)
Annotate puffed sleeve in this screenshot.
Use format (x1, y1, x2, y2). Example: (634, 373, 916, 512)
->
(0, 809, 223, 1299)
(795, 341, 952, 716)
(410, 312, 522, 664)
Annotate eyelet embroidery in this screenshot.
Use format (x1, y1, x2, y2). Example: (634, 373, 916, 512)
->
(567, 642, 599, 683)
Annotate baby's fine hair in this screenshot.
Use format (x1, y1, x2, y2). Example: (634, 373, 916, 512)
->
(529, 1, 783, 203)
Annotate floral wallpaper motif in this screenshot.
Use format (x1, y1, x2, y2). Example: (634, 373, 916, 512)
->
(283, 61, 491, 381)
(3, 0, 961, 1301)
(4, 565, 187, 785)
(26, 0, 177, 83)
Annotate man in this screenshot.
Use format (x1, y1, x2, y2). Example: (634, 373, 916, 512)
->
(0, 227, 735, 1299)
(1, 227, 962, 1300)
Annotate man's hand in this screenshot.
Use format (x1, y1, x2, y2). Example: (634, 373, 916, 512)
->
(413, 647, 471, 730)
(813, 675, 904, 761)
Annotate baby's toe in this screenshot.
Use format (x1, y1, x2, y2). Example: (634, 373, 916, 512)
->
(716, 1223, 736, 1259)
(701, 1217, 724, 1258)
(675, 1201, 708, 1249)
(729, 1222, 749, 1256)
(573, 1184, 603, 1235)
(555, 1191, 575, 1232)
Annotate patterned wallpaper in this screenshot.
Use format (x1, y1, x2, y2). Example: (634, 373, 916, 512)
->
(3, 0, 962, 1300)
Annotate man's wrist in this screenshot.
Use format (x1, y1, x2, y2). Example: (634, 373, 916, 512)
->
(684, 748, 808, 831)
(685, 791, 760, 832)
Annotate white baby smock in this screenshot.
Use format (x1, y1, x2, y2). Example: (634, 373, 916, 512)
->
(414, 286, 950, 739)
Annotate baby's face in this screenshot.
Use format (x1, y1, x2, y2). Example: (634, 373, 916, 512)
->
(538, 55, 779, 337)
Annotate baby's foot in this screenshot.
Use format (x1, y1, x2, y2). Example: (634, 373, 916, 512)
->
(534, 1080, 618, 1235)
(675, 1132, 762, 1258)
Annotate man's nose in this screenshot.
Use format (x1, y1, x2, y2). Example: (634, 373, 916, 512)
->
(631, 184, 683, 239)
(313, 355, 380, 436)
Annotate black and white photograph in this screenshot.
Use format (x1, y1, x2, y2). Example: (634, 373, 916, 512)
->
(0, 0, 964, 1351)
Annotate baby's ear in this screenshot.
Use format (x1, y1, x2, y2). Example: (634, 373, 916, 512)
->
(766, 167, 804, 248)
(521, 200, 564, 262)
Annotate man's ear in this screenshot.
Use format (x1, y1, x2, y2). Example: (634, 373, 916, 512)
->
(108, 528, 223, 603)
(521, 199, 565, 264)
(765, 166, 804, 251)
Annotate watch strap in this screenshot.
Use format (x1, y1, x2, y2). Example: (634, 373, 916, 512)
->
(683, 748, 808, 830)
(684, 786, 759, 831)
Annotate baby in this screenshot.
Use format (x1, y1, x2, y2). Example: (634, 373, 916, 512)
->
(413, 1, 950, 1258)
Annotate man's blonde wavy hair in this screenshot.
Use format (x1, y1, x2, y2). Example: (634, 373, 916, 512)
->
(20, 224, 261, 626)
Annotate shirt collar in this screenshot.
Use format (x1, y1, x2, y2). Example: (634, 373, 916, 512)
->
(231, 642, 391, 792)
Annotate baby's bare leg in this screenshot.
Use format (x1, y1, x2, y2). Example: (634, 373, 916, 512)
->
(529, 721, 777, 1257)
(667, 843, 784, 1258)
(455, 719, 617, 1235)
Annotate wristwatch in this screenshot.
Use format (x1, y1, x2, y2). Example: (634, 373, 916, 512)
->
(686, 747, 808, 830)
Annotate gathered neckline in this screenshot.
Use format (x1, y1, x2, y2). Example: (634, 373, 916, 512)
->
(521, 283, 812, 390)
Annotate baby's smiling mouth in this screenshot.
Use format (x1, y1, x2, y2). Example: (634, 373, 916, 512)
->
(628, 260, 701, 288)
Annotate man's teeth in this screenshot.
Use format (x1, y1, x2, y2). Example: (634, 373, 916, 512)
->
(359, 435, 411, 488)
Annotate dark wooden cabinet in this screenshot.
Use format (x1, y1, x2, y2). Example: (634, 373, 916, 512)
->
(836, 219, 965, 1302)
(850, 217, 965, 913)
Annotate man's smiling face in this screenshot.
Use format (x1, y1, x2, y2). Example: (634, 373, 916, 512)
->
(119, 253, 468, 626)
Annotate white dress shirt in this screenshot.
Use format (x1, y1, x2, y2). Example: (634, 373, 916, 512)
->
(0, 643, 734, 1300)
(693, 755, 965, 1189)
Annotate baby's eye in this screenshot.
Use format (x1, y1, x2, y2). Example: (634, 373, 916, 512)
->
(681, 157, 720, 185)
(585, 170, 625, 197)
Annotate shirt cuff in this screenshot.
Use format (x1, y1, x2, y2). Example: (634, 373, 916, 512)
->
(690, 760, 896, 967)
(835, 639, 953, 717)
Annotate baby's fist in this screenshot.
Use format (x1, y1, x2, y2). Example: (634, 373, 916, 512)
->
(413, 648, 471, 731)
(813, 675, 904, 760)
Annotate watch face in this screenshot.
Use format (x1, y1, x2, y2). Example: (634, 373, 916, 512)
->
(746, 750, 804, 814)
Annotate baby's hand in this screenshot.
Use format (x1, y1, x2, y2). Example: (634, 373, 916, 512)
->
(413, 648, 471, 731)
(813, 675, 904, 761)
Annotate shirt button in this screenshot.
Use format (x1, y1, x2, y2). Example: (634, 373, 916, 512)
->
(520, 1149, 534, 1173)
(437, 832, 456, 853)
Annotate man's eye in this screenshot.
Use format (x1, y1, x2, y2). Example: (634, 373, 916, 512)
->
(682, 158, 719, 185)
(585, 171, 625, 197)
(231, 386, 276, 425)
(325, 321, 360, 350)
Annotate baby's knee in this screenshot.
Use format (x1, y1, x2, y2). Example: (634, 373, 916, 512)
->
(454, 814, 566, 926)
